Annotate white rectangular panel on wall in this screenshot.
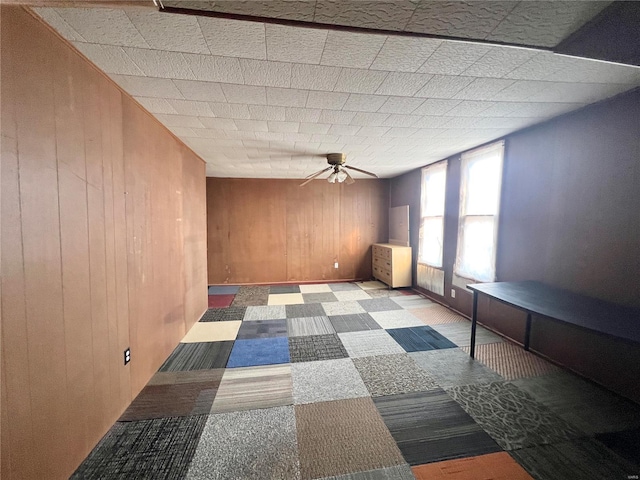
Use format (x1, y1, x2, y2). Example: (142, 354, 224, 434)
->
(389, 205, 409, 246)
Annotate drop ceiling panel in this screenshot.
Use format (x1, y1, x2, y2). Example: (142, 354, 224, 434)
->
(240, 59, 292, 87)
(370, 36, 442, 73)
(53, 8, 148, 47)
(127, 10, 209, 54)
(320, 30, 387, 68)
(73, 42, 144, 76)
(265, 24, 327, 64)
(198, 16, 266, 59)
(123, 48, 196, 79)
(333, 68, 389, 94)
(173, 79, 227, 102)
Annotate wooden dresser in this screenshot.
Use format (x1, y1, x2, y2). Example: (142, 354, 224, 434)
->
(372, 243, 412, 288)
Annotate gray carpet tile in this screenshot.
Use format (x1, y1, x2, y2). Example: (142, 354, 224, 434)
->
(199, 306, 247, 322)
(186, 406, 300, 480)
(447, 381, 584, 450)
(390, 295, 434, 309)
(71, 415, 208, 480)
(373, 390, 501, 466)
(289, 334, 349, 363)
(231, 286, 269, 307)
(358, 298, 404, 312)
(410, 348, 503, 388)
(338, 330, 405, 358)
(270, 285, 301, 294)
(236, 319, 288, 339)
(321, 301, 367, 316)
(511, 437, 638, 480)
(286, 302, 326, 318)
(329, 282, 363, 291)
(243, 304, 286, 321)
(292, 358, 370, 404)
(369, 310, 425, 329)
(158, 342, 234, 371)
(329, 313, 382, 333)
(511, 371, 640, 435)
(303, 292, 338, 304)
(353, 354, 438, 397)
(288, 316, 336, 337)
(366, 289, 405, 298)
(430, 322, 504, 347)
(334, 290, 372, 301)
(316, 464, 415, 480)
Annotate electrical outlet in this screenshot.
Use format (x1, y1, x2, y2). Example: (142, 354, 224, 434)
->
(451, 288, 456, 299)
(334, 262, 339, 269)
(124, 348, 131, 365)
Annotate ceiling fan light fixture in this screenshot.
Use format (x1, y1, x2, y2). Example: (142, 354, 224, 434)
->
(327, 172, 338, 183)
(336, 169, 348, 183)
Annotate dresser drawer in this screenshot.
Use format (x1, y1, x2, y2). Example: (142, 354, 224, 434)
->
(372, 256, 391, 270)
(372, 244, 391, 260)
(371, 243, 412, 288)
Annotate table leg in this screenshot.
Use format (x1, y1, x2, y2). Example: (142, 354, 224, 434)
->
(470, 291, 478, 358)
(524, 312, 532, 351)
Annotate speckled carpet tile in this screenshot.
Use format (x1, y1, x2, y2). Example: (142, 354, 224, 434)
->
(72, 282, 640, 480)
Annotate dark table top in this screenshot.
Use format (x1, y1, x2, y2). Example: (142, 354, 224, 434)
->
(468, 281, 640, 344)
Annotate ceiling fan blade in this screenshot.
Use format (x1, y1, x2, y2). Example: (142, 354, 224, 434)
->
(300, 166, 332, 186)
(344, 169, 355, 185)
(343, 165, 379, 178)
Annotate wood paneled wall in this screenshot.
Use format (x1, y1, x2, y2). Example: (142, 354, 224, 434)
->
(389, 88, 640, 402)
(0, 7, 207, 479)
(207, 178, 389, 284)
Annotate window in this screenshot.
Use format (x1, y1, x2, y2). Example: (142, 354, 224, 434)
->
(454, 141, 504, 282)
(419, 161, 447, 268)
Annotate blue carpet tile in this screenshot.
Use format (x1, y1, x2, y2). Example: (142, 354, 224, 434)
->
(387, 326, 457, 352)
(208, 285, 240, 295)
(227, 337, 290, 367)
(236, 319, 288, 339)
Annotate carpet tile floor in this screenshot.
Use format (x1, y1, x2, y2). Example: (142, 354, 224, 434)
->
(74, 281, 640, 480)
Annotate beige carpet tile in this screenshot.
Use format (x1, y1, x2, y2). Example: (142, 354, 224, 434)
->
(180, 321, 241, 343)
(300, 283, 332, 293)
(268, 293, 305, 305)
(321, 301, 367, 316)
(369, 310, 425, 329)
(295, 397, 405, 480)
(411, 305, 467, 325)
(333, 290, 372, 302)
(461, 342, 560, 380)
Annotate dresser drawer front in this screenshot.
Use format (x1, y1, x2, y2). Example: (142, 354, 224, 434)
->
(372, 245, 391, 260)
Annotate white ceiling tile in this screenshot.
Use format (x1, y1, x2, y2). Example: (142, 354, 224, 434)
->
(382, 114, 421, 127)
(328, 124, 361, 136)
(265, 24, 327, 64)
(473, 117, 538, 130)
(411, 127, 447, 138)
(377, 97, 426, 114)
(200, 117, 238, 130)
(417, 42, 491, 76)
(503, 52, 569, 81)
(109, 75, 184, 98)
(489, 80, 548, 102)
(208, 102, 251, 119)
(462, 46, 538, 78)
(249, 105, 287, 121)
(299, 123, 332, 134)
(285, 107, 322, 123)
(412, 116, 454, 128)
(375, 72, 433, 96)
(318, 110, 357, 125)
(167, 126, 198, 137)
(415, 75, 475, 99)
(306, 91, 349, 110)
(442, 117, 480, 128)
(384, 127, 419, 137)
(350, 112, 390, 126)
(204, 0, 317, 22)
(452, 78, 515, 100)
(447, 101, 495, 117)
(34, 8, 85, 42)
(412, 99, 461, 116)
(290, 64, 342, 91)
(183, 54, 244, 83)
(123, 48, 195, 80)
(167, 99, 215, 117)
(477, 102, 529, 117)
(525, 83, 631, 104)
(221, 84, 267, 105)
(191, 129, 225, 139)
(506, 102, 583, 118)
(311, 134, 341, 143)
(55, 8, 148, 48)
(321, 31, 387, 68)
(154, 114, 205, 128)
(343, 94, 389, 113)
(317, 142, 347, 152)
(240, 59, 292, 88)
(198, 17, 266, 59)
(314, 0, 417, 30)
(266, 88, 309, 107)
(72, 43, 144, 76)
(126, 10, 209, 54)
(134, 97, 178, 115)
(234, 119, 269, 132)
(370, 36, 442, 72)
(268, 121, 300, 133)
(333, 68, 389, 94)
(281, 132, 313, 143)
(545, 58, 640, 85)
(173, 80, 227, 102)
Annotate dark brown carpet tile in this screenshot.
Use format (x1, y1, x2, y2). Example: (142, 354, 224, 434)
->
(447, 381, 583, 450)
(353, 354, 438, 397)
(231, 286, 269, 307)
(199, 306, 247, 322)
(511, 437, 638, 480)
(286, 302, 326, 318)
(329, 313, 382, 333)
(289, 334, 349, 363)
(158, 341, 233, 371)
(295, 397, 405, 479)
(373, 389, 501, 466)
(71, 415, 207, 480)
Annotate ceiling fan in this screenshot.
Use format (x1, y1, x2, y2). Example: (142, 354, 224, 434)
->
(300, 153, 378, 187)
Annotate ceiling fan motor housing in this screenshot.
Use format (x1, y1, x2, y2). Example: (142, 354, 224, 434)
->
(326, 153, 346, 165)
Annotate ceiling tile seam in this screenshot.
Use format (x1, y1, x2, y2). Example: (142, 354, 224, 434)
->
(50, 8, 88, 43)
(399, 3, 422, 32)
(194, 16, 214, 56)
(365, 34, 392, 70)
(484, 0, 521, 40)
(121, 10, 151, 50)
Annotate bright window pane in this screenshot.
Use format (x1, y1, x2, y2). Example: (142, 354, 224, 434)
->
(456, 216, 496, 281)
(419, 217, 444, 267)
(423, 169, 446, 216)
(464, 154, 502, 215)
